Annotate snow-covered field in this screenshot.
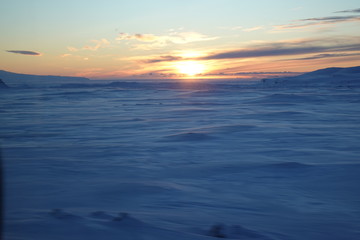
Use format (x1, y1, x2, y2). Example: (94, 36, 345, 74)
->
(1, 72, 360, 239)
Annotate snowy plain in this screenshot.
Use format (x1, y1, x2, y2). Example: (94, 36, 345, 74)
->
(1, 67, 360, 240)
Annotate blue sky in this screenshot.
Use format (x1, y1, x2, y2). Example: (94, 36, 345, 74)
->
(1, 0, 359, 79)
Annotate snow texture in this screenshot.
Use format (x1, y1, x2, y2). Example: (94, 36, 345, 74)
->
(1, 66, 360, 240)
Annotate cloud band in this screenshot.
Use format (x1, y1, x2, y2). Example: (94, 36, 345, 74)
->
(200, 42, 360, 60)
(6, 50, 41, 56)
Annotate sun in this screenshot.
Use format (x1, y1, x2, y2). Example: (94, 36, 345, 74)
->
(176, 61, 205, 76)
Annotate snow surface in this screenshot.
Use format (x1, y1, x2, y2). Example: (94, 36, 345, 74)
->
(1, 68, 360, 239)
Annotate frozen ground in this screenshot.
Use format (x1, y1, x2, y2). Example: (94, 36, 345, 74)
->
(1, 72, 360, 239)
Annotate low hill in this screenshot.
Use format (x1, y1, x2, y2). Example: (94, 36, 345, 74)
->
(261, 66, 360, 88)
(0, 70, 90, 88)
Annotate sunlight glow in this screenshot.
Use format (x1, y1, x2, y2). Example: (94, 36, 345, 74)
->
(176, 61, 205, 76)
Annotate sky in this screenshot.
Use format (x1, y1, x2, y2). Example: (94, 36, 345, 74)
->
(1, 0, 360, 80)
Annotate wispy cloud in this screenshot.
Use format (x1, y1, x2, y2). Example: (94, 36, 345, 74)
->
(201, 46, 321, 60)
(67, 47, 78, 52)
(292, 52, 360, 60)
(144, 55, 183, 63)
(117, 31, 214, 44)
(242, 26, 264, 32)
(223, 26, 243, 31)
(335, 8, 360, 13)
(116, 31, 216, 50)
(6, 50, 41, 56)
(83, 38, 110, 51)
(116, 33, 158, 42)
(60, 53, 72, 58)
(66, 38, 111, 52)
(220, 25, 264, 32)
(274, 13, 360, 30)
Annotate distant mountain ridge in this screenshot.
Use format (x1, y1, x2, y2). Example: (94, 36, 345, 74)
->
(1, 66, 360, 88)
(0, 70, 90, 87)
